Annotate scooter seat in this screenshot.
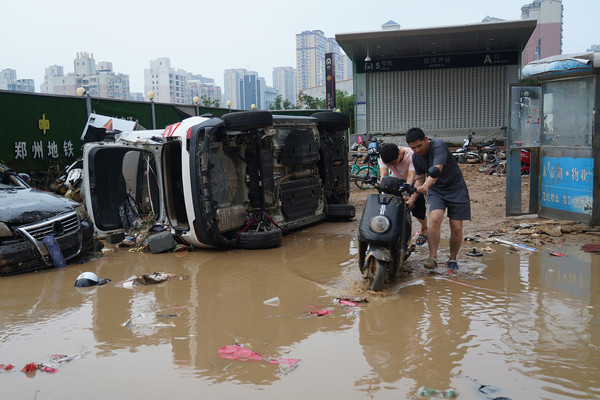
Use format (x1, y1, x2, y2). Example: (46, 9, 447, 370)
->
(476, 141, 494, 149)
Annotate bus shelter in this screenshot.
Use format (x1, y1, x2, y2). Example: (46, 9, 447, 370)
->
(506, 52, 599, 225)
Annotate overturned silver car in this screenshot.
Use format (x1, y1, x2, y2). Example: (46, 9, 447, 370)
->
(82, 110, 354, 249)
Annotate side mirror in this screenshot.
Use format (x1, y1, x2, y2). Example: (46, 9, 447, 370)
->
(427, 166, 441, 178)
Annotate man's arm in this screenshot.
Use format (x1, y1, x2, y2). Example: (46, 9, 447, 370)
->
(416, 164, 443, 195)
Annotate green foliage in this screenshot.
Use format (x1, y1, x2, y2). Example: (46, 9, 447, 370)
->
(200, 95, 220, 108)
(269, 95, 296, 110)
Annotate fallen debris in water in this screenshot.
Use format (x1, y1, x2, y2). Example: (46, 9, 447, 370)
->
(335, 295, 368, 303)
(113, 272, 188, 288)
(217, 344, 300, 367)
(549, 251, 567, 257)
(3, 354, 81, 375)
(416, 386, 456, 398)
(263, 297, 280, 306)
(305, 305, 333, 316)
(493, 238, 535, 251)
(74, 272, 111, 287)
(122, 313, 177, 327)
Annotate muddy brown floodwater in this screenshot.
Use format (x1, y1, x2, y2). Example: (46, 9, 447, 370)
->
(1, 224, 600, 400)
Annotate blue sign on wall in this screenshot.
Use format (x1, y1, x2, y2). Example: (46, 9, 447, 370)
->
(541, 156, 593, 215)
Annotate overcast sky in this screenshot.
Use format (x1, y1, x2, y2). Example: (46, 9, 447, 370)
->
(2, 0, 598, 94)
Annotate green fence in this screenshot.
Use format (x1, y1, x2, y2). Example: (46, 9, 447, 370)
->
(0, 90, 327, 174)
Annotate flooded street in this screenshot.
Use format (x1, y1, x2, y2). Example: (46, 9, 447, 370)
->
(1, 225, 599, 400)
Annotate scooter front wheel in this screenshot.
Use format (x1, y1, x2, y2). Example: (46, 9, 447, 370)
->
(367, 258, 387, 292)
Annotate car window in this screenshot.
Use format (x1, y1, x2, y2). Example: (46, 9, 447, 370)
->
(0, 171, 27, 189)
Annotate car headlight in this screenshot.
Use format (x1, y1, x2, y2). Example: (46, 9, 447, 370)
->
(0, 222, 13, 238)
(74, 204, 89, 221)
(369, 215, 390, 234)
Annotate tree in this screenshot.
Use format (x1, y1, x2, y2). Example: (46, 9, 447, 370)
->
(200, 95, 220, 108)
(269, 95, 295, 110)
(335, 90, 354, 133)
(296, 91, 325, 109)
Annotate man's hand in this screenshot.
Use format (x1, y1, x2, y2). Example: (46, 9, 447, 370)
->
(406, 193, 418, 207)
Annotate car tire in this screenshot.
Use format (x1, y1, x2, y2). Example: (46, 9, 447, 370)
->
(222, 110, 273, 130)
(326, 203, 355, 220)
(311, 111, 350, 130)
(237, 226, 282, 250)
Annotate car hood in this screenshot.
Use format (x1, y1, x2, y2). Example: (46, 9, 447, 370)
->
(0, 188, 78, 225)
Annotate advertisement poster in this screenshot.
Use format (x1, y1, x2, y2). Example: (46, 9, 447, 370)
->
(541, 156, 593, 215)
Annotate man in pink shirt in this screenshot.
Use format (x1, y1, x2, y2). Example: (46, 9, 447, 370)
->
(378, 143, 428, 246)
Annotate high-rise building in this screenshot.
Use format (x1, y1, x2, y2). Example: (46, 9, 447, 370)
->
(264, 86, 279, 110)
(144, 58, 221, 105)
(521, 0, 563, 66)
(224, 68, 248, 109)
(272, 66, 296, 105)
(41, 52, 130, 99)
(296, 30, 327, 94)
(144, 58, 189, 104)
(296, 30, 353, 95)
(327, 38, 353, 82)
(224, 69, 270, 110)
(187, 75, 222, 106)
(0, 69, 35, 93)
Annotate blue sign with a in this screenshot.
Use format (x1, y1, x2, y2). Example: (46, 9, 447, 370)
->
(541, 156, 593, 215)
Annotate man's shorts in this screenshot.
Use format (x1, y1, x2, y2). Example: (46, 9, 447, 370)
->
(411, 194, 426, 220)
(428, 191, 471, 220)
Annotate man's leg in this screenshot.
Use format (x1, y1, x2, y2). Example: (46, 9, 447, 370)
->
(417, 217, 427, 235)
(427, 209, 444, 261)
(448, 218, 463, 261)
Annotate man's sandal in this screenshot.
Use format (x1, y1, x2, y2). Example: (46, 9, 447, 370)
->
(415, 233, 427, 246)
(424, 259, 438, 269)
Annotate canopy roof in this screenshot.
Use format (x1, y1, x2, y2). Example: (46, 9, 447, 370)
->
(335, 20, 536, 61)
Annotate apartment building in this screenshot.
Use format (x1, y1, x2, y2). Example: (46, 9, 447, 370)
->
(521, 0, 563, 66)
(272, 66, 296, 105)
(40, 52, 129, 99)
(296, 30, 353, 94)
(0, 69, 35, 93)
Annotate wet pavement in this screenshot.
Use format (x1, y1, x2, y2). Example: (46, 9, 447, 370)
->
(1, 227, 599, 399)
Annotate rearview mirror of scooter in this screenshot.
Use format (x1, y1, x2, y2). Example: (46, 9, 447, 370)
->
(427, 166, 441, 178)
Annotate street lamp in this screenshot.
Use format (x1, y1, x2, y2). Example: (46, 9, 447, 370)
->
(76, 87, 92, 117)
(226, 100, 232, 113)
(193, 96, 200, 116)
(147, 91, 156, 129)
(250, 104, 256, 110)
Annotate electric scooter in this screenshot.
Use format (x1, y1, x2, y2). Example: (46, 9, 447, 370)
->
(357, 166, 440, 291)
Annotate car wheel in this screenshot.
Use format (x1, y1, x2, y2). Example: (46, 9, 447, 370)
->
(311, 111, 350, 130)
(222, 110, 273, 130)
(326, 203, 355, 220)
(237, 226, 282, 250)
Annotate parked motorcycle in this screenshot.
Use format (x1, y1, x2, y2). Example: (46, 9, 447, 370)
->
(357, 166, 440, 291)
(476, 139, 499, 163)
(452, 134, 482, 164)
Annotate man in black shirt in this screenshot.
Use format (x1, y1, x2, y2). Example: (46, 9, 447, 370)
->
(406, 127, 471, 270)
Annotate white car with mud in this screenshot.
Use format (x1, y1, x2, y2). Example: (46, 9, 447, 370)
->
(82, 110, 354, 249)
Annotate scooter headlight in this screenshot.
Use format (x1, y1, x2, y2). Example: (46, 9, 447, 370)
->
(370, 215, 390, 234)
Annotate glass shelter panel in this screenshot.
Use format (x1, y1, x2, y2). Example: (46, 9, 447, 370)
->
(542, 77, 594, 147)
(509, 86, 541, 148)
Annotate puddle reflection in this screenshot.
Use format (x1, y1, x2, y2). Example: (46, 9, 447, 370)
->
(0, 233, 599, 399)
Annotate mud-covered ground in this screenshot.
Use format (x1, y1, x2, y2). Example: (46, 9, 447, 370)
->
(318, 161, 600, 250)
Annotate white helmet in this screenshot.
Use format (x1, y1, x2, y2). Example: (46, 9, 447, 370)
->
(74, 272, 99, 287)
